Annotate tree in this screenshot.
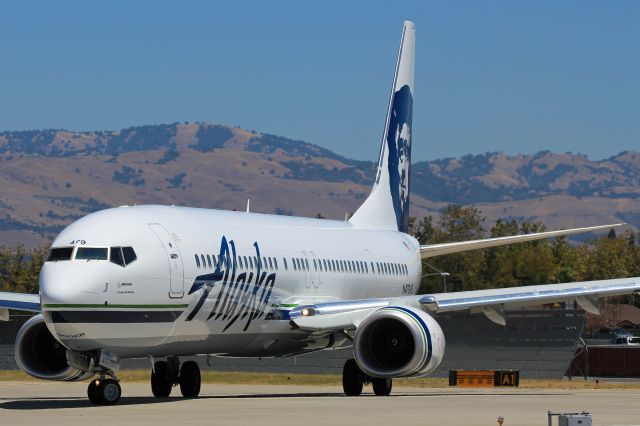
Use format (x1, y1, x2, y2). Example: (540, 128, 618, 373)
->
(0, 245, 47, 294)
(413, 205, 486, 293)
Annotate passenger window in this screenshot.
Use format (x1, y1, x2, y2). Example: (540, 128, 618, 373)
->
(47, 247, 74, 262)
(263, 257, 268, 270)
(239, 256, 244, 269)
(195, 254, 200, 268)
(283, 257, 288, 270)
(249, 256, 254, 269)
(304, 259, 309, 270)
(212, 254, 217, 266)
(110, 247, 125, 267)
(274, 258, 278, 270)
(200, 255, 206, 268)
(268, 257, 273, 270)
(313, 259, 317, 271)
(76, 247, 108, 260)
(206, 255, 212, 269)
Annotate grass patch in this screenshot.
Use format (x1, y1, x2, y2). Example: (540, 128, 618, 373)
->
(0, 370, 638, 389)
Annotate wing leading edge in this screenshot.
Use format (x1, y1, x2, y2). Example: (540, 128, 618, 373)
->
(0, 292, 41, 318)
(420, 223, 624, 259)
(290, 277, 640, 331)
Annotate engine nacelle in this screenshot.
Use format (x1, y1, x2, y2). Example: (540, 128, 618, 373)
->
(354, 306, 445, 378)
(15, 314, 93, 381)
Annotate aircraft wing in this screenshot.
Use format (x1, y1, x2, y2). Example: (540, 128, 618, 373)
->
(0, 292, 41, 316)
(289, 277, 640, 331)
(420, 223, 623, 259)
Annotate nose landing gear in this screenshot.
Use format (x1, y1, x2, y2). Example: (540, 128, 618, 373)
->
(87, 377, 122, 405)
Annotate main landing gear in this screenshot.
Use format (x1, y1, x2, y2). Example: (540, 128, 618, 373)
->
(151, 357, 201, 399)
(342, 359, 393, 396)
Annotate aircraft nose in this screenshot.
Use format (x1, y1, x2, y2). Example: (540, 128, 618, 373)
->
(39, 262, 99, 306)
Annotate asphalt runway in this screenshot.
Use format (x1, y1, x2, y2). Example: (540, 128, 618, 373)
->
(1, 382, 639, 426)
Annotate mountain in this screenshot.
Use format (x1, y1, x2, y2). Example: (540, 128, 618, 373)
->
(0, 123, 638, 247)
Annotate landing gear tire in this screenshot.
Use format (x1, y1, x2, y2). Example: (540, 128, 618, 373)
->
(151, 360, 172, 398)
(342, 359, 363, 396)
(88, 378, 122, 405)
(179, 360, 201, 398)
(87, 378, 101, 404)
(372, 378, 393, 396)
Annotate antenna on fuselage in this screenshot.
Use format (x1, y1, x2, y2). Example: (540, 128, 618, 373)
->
(246, 199, 251, 213)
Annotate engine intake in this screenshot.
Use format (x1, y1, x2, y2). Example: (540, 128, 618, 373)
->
(15, 314, 92, 381)
(354, 306, 445, 378)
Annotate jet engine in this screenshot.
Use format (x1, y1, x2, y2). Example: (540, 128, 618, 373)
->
(15, 314, 92, 381)
(353, 306, 445, 378)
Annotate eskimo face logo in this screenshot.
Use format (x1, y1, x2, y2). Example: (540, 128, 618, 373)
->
(387, 84, 413, 233)
(185, 236, 276, 332)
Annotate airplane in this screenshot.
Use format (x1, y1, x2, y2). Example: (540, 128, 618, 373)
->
(1, 21, 639, 405)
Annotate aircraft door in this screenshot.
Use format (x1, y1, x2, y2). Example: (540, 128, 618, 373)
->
(148, 223, 184, 298)
(309, 251, 321, 288)
(301, 251, 312, 288)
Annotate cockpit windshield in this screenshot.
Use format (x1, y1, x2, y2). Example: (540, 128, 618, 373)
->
(47, 247, 74, 262)
(75, 247, 108, 260)
(109, 246, 137, 267)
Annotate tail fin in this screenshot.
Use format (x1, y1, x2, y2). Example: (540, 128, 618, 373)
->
(350, 21, 415, 233)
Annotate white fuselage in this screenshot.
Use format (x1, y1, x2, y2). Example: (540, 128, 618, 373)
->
(40, 205, 422, 358)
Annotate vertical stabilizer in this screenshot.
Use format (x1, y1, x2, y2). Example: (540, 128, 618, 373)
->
(350, 21, 415, 233)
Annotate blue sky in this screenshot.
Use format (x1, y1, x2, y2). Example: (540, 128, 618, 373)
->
(0, 1, 638, 161)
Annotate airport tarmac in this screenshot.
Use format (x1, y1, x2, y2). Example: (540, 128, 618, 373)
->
(1, 381, 639, 426)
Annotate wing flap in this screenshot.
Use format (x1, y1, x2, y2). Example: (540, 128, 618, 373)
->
(419, 278, 640, 312)
(420, 223, 623, 259)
